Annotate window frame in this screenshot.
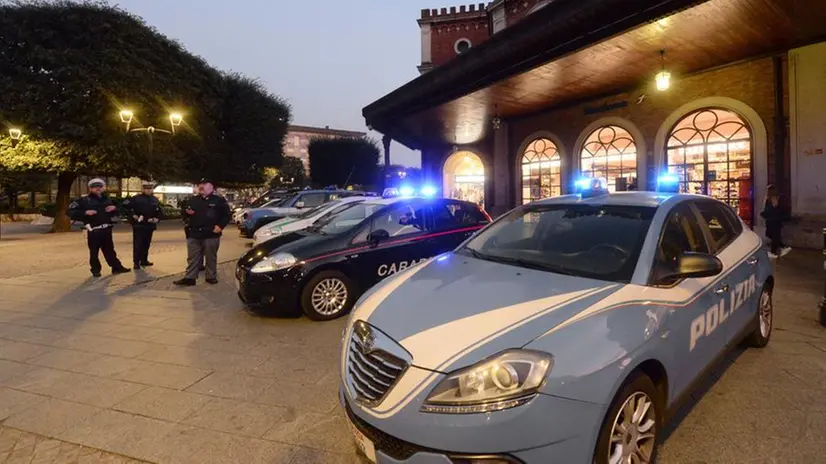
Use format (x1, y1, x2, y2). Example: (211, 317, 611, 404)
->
(350, 200, 429, 245)
(648, 202, 711, 287)
(692, 199, 741, 255)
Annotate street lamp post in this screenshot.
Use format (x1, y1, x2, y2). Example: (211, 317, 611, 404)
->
(0, 128, 24, 240)
(119, 110, 183, 177)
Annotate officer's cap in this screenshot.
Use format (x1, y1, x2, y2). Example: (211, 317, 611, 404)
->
(198, 178, 214, 186)
(88, 178, 105, 188)
(141, 180, 156, 188)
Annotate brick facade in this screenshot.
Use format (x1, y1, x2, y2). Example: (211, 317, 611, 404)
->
(418, 1, 551, 72)
(508, 57, 786, 204)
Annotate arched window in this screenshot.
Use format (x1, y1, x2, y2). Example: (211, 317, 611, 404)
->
(521, 138, 561, 204)
(667, 108, 753, 224)
(580, 125, 637, 192)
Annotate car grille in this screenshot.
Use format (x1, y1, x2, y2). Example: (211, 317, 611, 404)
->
(347, 330, 407, 405)
(345, 402, 429, 461)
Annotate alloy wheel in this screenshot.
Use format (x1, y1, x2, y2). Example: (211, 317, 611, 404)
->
(759, 290, 773, 338)
(310, 278, 348, 316)
(608, 392, 656, 464)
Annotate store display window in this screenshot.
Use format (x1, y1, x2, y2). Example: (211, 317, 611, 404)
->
(521, 138, 562, 204)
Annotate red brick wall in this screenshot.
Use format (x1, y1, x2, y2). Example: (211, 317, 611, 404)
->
(510, 57, 785, 197)
(430, 19, 490, 67)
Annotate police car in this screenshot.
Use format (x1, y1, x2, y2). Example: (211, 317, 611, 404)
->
(253, 196, 370, 246)
(235, 189, 491, 320)
(238, 189, 369, 238)
(338, 179, 774, 464)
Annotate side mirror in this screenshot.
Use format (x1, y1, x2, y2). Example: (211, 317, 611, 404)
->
(295, 201, 305, 209)
(654, 252, 723, 284)
(368, 229, 390, 245)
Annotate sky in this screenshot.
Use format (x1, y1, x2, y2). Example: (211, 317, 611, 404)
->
(113, 0, 432, 167)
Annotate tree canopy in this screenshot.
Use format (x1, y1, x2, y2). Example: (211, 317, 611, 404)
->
(308, 137, 380, 188)
(0, 0, 291, 229)
(269, 156, 306, 188)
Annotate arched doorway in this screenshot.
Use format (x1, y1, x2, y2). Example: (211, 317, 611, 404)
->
(666, 108, 754, 226)
(521, 138, 561, 204)
(443, 151, 485, 207)
(580, 125, 638, 192)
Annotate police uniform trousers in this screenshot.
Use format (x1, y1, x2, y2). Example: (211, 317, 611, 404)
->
(184, 237, 220, 280)
(88, 228, 123, 273)
(132, 227, 154, 265)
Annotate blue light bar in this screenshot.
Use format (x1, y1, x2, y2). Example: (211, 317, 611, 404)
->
(575, 178, 591, 190)
(657, 174, 680, 193)
(420, 185, 437, 197)
(399, 185, 415, 197)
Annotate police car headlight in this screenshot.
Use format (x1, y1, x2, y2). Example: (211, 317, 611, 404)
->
(422, 350, 552, 414)
(260, 226, 282, 237)
(251, 253, 297, 273)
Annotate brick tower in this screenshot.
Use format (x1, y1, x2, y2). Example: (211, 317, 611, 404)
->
(417, 0, 554, 73)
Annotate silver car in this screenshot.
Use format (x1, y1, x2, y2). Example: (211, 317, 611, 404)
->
(339, 191, 773, 464)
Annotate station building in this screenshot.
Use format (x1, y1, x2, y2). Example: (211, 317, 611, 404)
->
(365, 0, 826, 247)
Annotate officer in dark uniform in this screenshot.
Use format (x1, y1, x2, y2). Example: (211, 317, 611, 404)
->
(181, 186, 206, 271)
(67, 178, 131, 277)
(121, 181, 163, 269)
(174, 178, 230, 286)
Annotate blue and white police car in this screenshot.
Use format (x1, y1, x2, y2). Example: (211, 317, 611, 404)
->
(339, 179, 773, 464)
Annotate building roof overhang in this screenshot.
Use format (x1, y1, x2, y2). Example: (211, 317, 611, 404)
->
(366, 0, 826, 151)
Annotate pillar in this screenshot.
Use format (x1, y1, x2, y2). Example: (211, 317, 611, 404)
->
(382, 135, 392, 166)
(490, 120, 512, 218)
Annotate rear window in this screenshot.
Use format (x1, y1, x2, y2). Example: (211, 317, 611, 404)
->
(694, 201, 740, 252)
(458, 204, 656, 283)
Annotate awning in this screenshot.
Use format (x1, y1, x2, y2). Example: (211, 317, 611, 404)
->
(365, 0, 826, 150)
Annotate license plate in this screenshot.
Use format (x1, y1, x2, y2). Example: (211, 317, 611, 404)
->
(348, 421, 377, 463)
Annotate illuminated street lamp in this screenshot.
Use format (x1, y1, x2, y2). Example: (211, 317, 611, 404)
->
(118, 109, 185, 177)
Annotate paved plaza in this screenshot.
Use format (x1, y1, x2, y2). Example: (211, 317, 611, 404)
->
(0, 222, 825, 463)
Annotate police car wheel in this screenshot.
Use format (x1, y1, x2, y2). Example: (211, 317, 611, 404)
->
(747, 286, 773, 348)
(301, 271, 355, 321)
(593, 372, 660, 464)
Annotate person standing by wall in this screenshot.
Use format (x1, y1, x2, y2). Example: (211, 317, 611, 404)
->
(761, 184, 792, 259)
(121, 181, 163, 269)
(174, 179, 230, 286)
(67, 178, 131, 277)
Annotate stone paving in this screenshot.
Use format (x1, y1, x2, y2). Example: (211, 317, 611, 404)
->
(0, 227, 824, 463)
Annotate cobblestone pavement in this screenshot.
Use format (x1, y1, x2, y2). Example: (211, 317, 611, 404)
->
(0, 230, 824, 463)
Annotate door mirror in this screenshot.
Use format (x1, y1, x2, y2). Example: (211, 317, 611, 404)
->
(654, 252, 723, 284)
(295, 201, 305, 209)
(368, 229, 390, 244)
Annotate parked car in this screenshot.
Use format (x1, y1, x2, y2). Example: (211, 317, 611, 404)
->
(238, 189, 372, 238)
(253, 196, 369, 246)
(236, 195, 492, 320)
(338, 189, 773, 464)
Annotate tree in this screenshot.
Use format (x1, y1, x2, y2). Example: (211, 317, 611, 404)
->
(269, 156, 306, 189)
(0, 1, 290, 231)
(0, 169, 51, 218)
(308, 137, 380, 188)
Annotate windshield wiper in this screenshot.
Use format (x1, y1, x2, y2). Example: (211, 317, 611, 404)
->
(465, 250, 574, 276)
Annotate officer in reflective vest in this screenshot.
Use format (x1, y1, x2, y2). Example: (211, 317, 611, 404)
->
(66, 178, 131, 277)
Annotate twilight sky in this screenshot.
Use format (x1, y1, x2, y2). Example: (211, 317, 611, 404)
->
(114, 0, 431, 167)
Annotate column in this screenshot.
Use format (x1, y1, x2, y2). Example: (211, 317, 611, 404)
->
(382, 135, 392, 167)
(491, 120, 511, 218)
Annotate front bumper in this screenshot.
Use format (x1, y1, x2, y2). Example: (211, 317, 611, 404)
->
(235, 264, 303, 312)
(339, 375, 605, 464)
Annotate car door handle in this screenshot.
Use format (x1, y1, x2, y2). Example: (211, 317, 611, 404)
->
(747, 256, 758, 265)
(715, 284, 730, 295)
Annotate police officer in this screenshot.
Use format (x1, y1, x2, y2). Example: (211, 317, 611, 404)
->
(174, 179, 230, 286)
(122, 181, 163, 269)
(181, 186, 206, 271)
(67, 178, 131, 277)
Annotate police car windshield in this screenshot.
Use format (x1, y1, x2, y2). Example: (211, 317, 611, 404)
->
(313, 202, 385, 235)
(296, 201, 334, 219)
(459, 204, 656, 283)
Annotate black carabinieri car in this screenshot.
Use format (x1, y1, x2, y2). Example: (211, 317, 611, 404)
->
(236, 196, 491, 320)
